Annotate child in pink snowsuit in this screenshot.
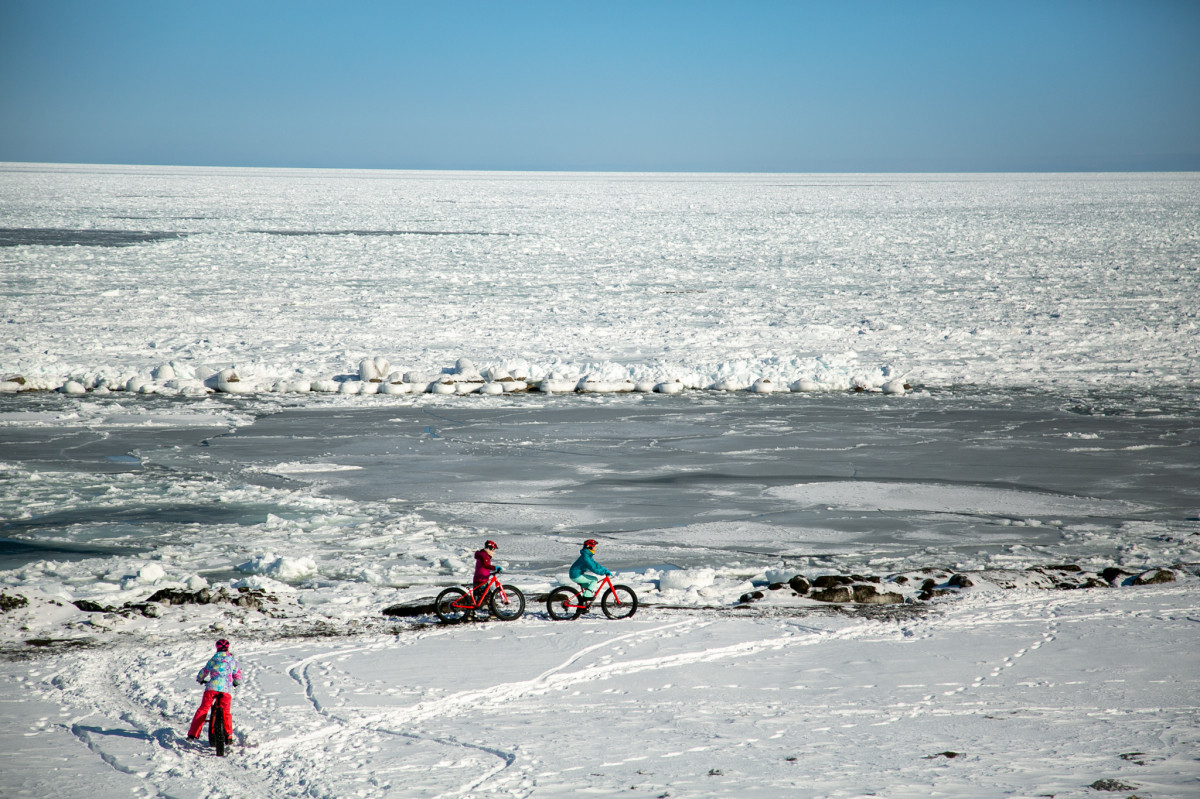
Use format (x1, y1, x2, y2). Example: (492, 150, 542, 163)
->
(187, 638, 241, 741)
(473, 540, 500, 603)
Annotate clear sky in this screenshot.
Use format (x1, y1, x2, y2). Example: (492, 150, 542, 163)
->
(1, 0, 1197, 172)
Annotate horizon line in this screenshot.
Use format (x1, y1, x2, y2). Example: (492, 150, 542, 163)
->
(3, 160, 1198, 177)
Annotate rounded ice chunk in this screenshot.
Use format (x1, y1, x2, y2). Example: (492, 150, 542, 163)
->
(359, 356, 390, 382)
(216, 368, 254, 394)
(539, 378, 579, 393)
(659, 568, 716, 591)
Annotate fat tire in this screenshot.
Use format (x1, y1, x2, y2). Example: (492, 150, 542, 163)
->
(209, 703, 226, 757)
(546, 586, 583, 620)
(435, 587, 472, 624)
(601, 585, 638, 619)
(489, 584, 526, 621)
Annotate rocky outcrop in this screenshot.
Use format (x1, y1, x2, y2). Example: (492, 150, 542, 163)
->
(766, 562, 1192, 607)
(1088, 778, 1137, 791)
(851, 584, 904, 604)
(1, 594, 30, 612)
(811, 586, 853, 603)
(69, 587, 275, 618)
(1131, 569, 1175, 586)
(788, 575, 811, 595)
(382, 599, 437, 617)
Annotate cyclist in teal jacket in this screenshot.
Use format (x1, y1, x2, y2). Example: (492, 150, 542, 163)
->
(569, 539, 611, 601)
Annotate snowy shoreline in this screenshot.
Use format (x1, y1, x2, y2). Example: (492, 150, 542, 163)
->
(4, 559, 1194, 655)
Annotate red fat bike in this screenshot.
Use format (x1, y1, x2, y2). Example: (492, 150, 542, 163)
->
(546, 574, 638, 620)
(435, 572, 526, 623)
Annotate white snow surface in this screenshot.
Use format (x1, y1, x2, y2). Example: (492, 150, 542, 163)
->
(2, 165, 1199, 797)
(1, 586, 1197, 798)
(2, 165, 1198, 395)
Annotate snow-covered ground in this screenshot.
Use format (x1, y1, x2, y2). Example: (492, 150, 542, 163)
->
(2, 583, 1197, 798)
(2, 165, 1198, 797)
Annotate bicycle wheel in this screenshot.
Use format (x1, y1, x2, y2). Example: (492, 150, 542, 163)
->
(209, 705, 226, 757)
(601, 585, 638, 620)
(546, 586, 583, 620)
(489, 584, 526, 621)
(435, 587, 472, 623)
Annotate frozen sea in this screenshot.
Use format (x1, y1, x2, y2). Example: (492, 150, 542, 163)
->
(1, 165, 1198, 798)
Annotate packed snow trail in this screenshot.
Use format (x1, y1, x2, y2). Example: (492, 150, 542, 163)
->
(7, 589, 1199, 798)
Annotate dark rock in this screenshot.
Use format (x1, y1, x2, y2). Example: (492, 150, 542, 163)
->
(918, 588, 954, 601)
(920, 578, 938, 591)
(146, 587, 215, 605)
(767, 582, 786, 591)
(382, 600, 436, 617)
(1047, 564, 1082, 572)
(1131, 569, 1175, 586)
(788, 575, 811, 594)
(924, 751, 961, 759)
(1101, 567, 1132, 584)
(229, 592, 266, 610)
(73, 600, 116, 613)
(811, 586, 852, 603)
(1, 593, 29, 612)
(125, 602, 162, 618)
(893, 575, 909, 584)
(813, 575, 854, 588)
(1088, 778, 1137, 791)
(142, 587, 272, 610)
(738, 591, 765, 604)
(851, 584, 904, 604)
(947, 574, 974, 589)
(1119, 752, 1157, 765)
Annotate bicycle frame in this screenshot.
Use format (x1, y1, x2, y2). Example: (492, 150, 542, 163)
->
(546, 574, 637, 621)
(563, 575, 621, 609)
(450, 572, 511, 611)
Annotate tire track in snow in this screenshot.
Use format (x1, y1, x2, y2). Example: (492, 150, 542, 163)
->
(367, 617, 859, 730)
(43, 643, 276, 798)
(268, 631, 517, 799)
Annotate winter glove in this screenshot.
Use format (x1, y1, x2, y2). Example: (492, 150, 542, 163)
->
(494, 566, 502, 573)
(196, 677, 205, 685)
(233, 680, 240, 688)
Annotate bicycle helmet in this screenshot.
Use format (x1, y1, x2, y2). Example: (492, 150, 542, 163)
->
(485, 540, 498, 550)
(583, 539, 598, 549)
(215, 639, 230, 652)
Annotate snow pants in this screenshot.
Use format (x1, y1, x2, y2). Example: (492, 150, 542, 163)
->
(188, 689, 232, 739)
(571, 573, 599, 598)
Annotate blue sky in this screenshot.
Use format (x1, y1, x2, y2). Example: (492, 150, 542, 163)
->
(1, 0, 1197, 171)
